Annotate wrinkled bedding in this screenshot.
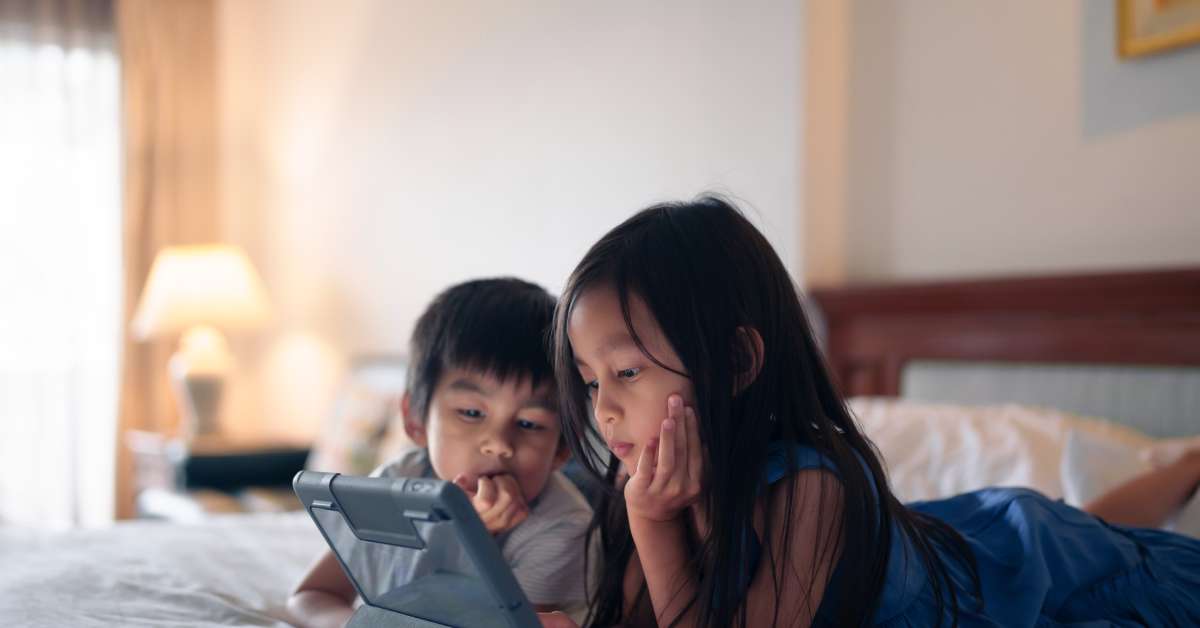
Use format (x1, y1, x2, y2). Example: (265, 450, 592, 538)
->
(0, 512, 323, 627)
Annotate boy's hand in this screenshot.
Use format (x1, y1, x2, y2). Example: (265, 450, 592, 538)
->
(537, 611, 580, 628)
(455, 473, 529, 535)
(624, 395, 703, 524)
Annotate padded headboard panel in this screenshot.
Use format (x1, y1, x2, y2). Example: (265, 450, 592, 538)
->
(809, 268, 1200, 437)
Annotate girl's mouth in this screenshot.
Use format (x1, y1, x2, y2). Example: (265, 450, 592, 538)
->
(609, 441, 634, 458)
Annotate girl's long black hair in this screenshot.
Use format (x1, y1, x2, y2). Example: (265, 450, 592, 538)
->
(552, 196, 981, 627)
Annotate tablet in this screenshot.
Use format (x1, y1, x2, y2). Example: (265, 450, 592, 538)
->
(293, 470, 541, 628)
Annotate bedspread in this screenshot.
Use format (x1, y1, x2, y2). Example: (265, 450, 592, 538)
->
(0, 512, 324, 627)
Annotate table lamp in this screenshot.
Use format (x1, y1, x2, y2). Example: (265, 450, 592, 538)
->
(131, 245, 272, 439)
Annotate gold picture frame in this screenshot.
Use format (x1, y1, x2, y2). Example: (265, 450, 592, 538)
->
(1118, 0, 1200, 57)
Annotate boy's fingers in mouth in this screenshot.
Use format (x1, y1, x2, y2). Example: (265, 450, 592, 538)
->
(453, 473, 477, 495)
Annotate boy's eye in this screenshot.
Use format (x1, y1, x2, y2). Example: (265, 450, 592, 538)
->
(617, 367, 641, 379)
(457, 408, 484, 421)
(516, 419, 544, 431)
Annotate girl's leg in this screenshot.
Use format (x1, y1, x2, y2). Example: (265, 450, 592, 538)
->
(1084, 450, 1200, 527)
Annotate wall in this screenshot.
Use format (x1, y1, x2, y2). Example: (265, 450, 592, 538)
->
(216, 0, 803, 442)
(806, 0, 1200, 284)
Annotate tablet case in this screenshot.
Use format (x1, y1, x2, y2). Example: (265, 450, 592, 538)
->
(293, 471, 541, 628)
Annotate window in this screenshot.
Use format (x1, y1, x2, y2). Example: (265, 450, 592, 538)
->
(0, 1, 121, 528)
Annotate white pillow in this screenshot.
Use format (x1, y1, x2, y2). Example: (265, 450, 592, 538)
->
(1061, 428, 1200, 538)
(850, 398, 1200, 538)
(849, 398, 1154, 503)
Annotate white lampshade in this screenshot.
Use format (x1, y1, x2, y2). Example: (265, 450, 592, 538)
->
(131, 245, 272, 340)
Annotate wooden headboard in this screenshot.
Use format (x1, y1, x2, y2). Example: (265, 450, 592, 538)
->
(808, 268, 1200, 398)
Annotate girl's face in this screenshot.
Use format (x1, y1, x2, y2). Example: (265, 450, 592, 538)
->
(567, 284, 697, 468)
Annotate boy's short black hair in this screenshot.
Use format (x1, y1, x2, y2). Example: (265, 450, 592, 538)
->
(406, 277, 557, 422)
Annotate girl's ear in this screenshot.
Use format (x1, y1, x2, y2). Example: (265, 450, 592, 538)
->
(400, 392, 429, 447)
(732, 326, 765, 395)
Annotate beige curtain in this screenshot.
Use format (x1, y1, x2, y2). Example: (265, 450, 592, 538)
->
(115, 0, 218, 519)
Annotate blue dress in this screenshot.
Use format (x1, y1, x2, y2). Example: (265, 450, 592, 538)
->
(754, 442, 1200, 627)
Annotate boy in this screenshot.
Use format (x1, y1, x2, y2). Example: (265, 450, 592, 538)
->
(287, 278, 593, 627)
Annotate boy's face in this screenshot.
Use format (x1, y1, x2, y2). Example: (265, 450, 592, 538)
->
(404, 368, 568, 503)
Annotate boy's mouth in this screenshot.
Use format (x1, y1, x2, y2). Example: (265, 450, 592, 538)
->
(457, 468, 510, 492)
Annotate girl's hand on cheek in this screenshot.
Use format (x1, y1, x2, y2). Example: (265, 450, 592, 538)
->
(624, 395, 703, 524)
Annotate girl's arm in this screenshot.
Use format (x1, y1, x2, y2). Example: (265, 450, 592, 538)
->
(632, 469, 844, 628)
(628, 516, 696, 625)
(623, 397, 704, 626)
(624, 396, 844, 627)
(286, 549, 357, 628)
(741, 469, 843, 627)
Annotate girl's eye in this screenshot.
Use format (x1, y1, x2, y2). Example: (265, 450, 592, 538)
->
(583, 379, 599, 399)
(516, 419, 544, 431)
(458, 408, 484, 421)
(617, 367, 641, 380)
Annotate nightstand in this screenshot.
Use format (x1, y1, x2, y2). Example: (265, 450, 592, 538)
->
(126, 430, 311, 521)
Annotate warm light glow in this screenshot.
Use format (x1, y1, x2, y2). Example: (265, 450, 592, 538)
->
(170, 324, 233, 376)
(131, 245, 273, 339)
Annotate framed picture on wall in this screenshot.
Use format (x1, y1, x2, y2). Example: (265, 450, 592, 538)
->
(1118, 0, 1200, 57)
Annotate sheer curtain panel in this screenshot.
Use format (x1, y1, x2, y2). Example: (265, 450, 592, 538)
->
(0, 0, 121, 528)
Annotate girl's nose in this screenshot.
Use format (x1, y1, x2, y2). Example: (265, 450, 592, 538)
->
(594, 389, 621, 425)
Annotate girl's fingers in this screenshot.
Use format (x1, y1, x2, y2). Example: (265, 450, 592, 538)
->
(651, 424, 676, 493)
(686, 406, 702, 488)
(676, 400, 689, 486)
(651, 396, 683, 493)
(632, 437, 658, 488)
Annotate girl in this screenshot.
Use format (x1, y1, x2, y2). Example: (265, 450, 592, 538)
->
(541, 196, 1200, 627)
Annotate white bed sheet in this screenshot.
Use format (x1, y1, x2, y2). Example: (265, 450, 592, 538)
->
(0, 512, 324, 627)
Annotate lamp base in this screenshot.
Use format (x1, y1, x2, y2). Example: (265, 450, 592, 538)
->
(169, 325, 232, 439)
(174, 374, 224, 438)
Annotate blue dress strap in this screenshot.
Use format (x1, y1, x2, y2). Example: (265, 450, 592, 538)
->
(757, 442, 926, 625)
(729, 442, 840, 600)
(764, 441, 840, 485)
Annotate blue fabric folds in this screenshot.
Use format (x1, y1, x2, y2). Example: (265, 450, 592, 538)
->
(756, 442, 1200, 627)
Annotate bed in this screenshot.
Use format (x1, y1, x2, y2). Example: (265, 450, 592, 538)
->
(4, 268, 1198, 626)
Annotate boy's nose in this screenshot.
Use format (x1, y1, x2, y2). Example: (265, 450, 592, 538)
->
(481, 435, 514, 458)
